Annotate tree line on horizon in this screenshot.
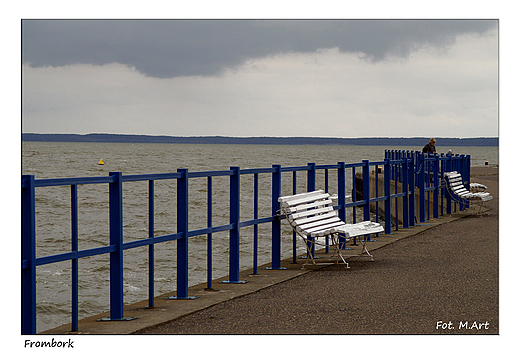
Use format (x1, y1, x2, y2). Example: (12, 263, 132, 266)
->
(22, 133, 499, 147)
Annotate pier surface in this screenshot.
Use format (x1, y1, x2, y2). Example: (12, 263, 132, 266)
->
(43, 166, 499, 335)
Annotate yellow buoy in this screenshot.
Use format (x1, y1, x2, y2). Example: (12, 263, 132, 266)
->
(98, 159, 105, 165)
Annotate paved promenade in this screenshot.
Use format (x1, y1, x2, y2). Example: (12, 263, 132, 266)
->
(137, 166, 499, 335)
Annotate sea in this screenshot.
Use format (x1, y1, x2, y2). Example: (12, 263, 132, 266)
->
(21, 142, 498, 332)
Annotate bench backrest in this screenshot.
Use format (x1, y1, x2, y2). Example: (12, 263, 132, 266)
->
(278, 190, 344, 237)
(445, 172, 470, 196)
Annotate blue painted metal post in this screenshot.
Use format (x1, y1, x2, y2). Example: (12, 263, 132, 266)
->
(408, 157, 415, 227)
(307, 163, 316, 192)
(223, 167, 249, 281)
(362, 160, 370, 222)
(384, 160, 392, 234)
(207, 176, 214, 286)
(352, 167, 357, 225)
(148, 180, 155, 307)
(307, 163, 316, 254)
(292, 170, 297, 263)
(446, 155, 453, 214)
(433, 155, 440, 218)
(71, 185, 79, 331)
(108, 172, 124, 319)
(253, 173, 258, 274)
(102, 172, 135, 320)
(337, 162, 348, 248)
(267, 165, 286, 270)
(22, 175, 36, 335)
(464, 155, 471, 209)
(401, 160, 409, 228)
(362, 160, 372, 241)
(169, 168, 199, 297)
(418, 154, 426, 223)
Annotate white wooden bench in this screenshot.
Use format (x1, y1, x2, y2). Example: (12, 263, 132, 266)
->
(278, 190, 384, 268)
(444, 172, 492, 214)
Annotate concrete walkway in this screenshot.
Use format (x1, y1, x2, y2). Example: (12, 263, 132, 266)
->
(43, 166, 499, 335)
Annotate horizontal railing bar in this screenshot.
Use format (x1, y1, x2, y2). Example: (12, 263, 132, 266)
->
(33, 245, 117, 266)
(281, 166, 310, 173)
(345, 162, 364, 168)
(186, 224, 234, 237)
(392, 192, 407, 198)
(34, 176, 115, 187)
(239, 216, 276, 228)
(122, 172, 181, 182)
(188, 170, 233, 178)
(240, 167, 275, 175)
(148, 232, 183, 244)
(387, 159, 407, 165)
(315, 164, 341, 170)
(370, 196, 387, 203)
(346, 200, 366, 207)
(367, 160, 387, 166)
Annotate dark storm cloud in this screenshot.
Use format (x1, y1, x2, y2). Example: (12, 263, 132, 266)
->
(22, 19, 497, 78)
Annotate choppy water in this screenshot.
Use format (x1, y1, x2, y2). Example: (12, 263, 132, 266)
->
(22, 142, 498, 332)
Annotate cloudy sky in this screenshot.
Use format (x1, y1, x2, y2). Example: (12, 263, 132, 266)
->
(21, 19, 499, 138)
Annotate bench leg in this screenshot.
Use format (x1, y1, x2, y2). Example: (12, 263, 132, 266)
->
(331, 234, 350, 268)
(359, 237, 374, 261)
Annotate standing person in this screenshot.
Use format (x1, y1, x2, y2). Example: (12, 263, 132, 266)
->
(422, 138, 437, 154)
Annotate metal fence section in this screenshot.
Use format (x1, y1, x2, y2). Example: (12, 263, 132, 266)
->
(21, 153, 471, 334)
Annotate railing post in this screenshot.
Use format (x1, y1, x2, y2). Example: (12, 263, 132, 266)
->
(169, 168, 199, 297)
(418, 154, 426, 223)
(433, 155, 440, 218)
(71, 184, 79, 331)
(22, 175, 37, 335)
(306, 163, 317, 254)
(401, 159, 409, 228)
(337, 162, 348, 248)
(446, 155, 453, 214)
(463, 155, 471, 209)
(267, 165, 286, 270)
(101, 172, 135, 320)
(361, 160, 372, 241)
(222, 167, 249, 282)
(408, 157, 415, 226)
(384, 159, 392, 234)
(253, 173, 259, 274)
(307, 163, 316, 192)
(148, 180, 155, 307)
(207, 176, 214, 285)
(362, 160, 370, 222)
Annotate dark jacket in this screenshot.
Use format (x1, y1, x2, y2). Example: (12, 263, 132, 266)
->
(422, 143, 436, 154)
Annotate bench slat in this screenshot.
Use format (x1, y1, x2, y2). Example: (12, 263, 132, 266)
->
(290, 206, 334, 220)
(280, 192, 330, 207)
(289, 199, 334, 213)
(305, 221, 346, 235)
(291, 211, 338, 226)
(278, 190, 325, 203)
(298, 216, 343, 231)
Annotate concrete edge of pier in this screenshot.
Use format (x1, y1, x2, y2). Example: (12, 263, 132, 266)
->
(41, 165, 497, 335)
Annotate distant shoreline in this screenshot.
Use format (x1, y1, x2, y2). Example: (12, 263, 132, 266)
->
(22, 133, 499, 147)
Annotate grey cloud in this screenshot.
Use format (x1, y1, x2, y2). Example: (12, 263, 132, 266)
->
(22, 19, 497, 78)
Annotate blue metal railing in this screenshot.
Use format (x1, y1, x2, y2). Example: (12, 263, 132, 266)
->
(385, 150, 471, 220)
(21, 155, 470, 334)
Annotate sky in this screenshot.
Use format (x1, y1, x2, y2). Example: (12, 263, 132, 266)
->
(21, 19, 499, 138)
